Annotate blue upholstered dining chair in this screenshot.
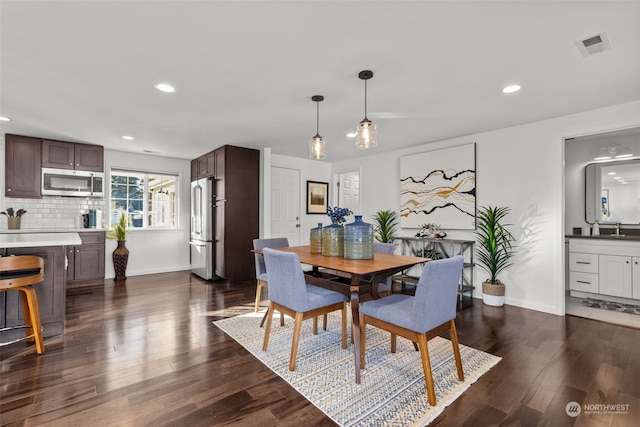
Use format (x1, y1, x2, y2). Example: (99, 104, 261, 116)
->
(253, 237, 289, 313)
(373, 242, 395, 296)
(262, 247, 348, 371)
(359, 256, 465, 406)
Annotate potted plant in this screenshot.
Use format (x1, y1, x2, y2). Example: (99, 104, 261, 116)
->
(1, 208, 27, 229)
(371, 209, 398, 243)
(106, 209, 131, 281)
(476, 206, 516, 306)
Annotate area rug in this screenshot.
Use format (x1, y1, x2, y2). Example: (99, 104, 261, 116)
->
(582, 297, 640, 315)
(214, 311, 501, 426)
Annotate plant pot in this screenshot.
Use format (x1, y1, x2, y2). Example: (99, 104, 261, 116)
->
(482, 281, 505, 307)
(113, 240, 129, 281)
(7, 217, 21, 229)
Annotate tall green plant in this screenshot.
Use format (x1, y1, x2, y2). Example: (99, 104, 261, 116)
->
(476, 206, 516, 284)
(371, 209, 399, 243)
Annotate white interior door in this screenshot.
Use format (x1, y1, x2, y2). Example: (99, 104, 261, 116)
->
(338, 170, 361, 214)
(271, 167, 300, 245)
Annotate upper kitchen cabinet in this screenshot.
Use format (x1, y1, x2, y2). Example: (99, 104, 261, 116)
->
(191, 151, 216, 181)
(42, 140, 104, 171)
(5, 134, 42, 198)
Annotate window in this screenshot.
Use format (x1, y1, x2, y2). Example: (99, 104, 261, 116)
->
(110, 169, 178, 228)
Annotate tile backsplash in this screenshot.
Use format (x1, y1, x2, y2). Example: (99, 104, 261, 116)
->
(0, 197, 106, 230)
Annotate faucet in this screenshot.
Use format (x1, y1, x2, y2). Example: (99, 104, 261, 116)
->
(615, 222, 621, 236)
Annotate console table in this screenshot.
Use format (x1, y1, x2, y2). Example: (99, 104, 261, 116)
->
(394, 237, 475, 301)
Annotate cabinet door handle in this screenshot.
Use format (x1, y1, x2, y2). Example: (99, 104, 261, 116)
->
(577, 280, 591, 284)
(576, 261, 591, 265)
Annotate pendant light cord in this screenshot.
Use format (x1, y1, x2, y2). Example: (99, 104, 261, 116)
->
(316, 100, 320, 135)
(364, 79, 368, 119)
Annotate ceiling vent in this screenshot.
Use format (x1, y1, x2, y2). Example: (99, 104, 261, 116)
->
(575, 32, 611, 57)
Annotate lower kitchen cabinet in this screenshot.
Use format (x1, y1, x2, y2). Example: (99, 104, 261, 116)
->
(67, 232, 105, 288)
(1, 245, 66, 340)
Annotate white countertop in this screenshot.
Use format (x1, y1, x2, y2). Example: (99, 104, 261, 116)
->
(0, 232, 82, 248)
(1, 228, 105, 234)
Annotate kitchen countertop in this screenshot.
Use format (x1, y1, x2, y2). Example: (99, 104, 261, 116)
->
(1, 228, 106, 234)
(0, 232, 82, 248)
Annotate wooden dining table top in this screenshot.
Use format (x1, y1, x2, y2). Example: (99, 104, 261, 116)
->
(257, 245, 429, 276)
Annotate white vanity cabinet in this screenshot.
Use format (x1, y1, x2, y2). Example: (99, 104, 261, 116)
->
(568, 238, 640, 301)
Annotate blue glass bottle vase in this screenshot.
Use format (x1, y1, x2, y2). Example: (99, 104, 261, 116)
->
(322, 220, 344, 257)
(310, 223, 323, 254)
(344, 215, 374, 259)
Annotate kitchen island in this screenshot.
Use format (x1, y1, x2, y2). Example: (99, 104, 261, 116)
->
(1, 232, 81, 341)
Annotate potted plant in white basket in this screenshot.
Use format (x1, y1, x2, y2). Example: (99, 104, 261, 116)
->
(476, 206, 516, 306)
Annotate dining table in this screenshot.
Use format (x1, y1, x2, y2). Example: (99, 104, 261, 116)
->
(255, 245, 429, 384)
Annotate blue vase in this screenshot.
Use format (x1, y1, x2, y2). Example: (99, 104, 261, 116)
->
(344, 215, 374, 259)
(310, 223, 323, 254)
(322, 220, 344, 256)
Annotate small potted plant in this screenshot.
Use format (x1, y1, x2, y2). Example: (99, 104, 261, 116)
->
(106, 210, 131, 281)
(1, 208, 27, 229)
(476, 206, 516, 306)
(371, 209, 399, 243)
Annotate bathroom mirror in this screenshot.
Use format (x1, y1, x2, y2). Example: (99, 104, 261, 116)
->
(585, 158, 640, 224)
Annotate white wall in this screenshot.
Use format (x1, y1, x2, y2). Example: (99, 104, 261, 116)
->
(104, 150, 191, 279)
(262, 153, 332, 245)
(323, 100, 640, 316)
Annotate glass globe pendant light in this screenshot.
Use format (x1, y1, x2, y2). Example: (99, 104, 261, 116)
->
(309, 95, 327, 159)
(356, 70, 377, 149)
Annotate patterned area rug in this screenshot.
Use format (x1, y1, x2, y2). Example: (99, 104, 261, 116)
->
(582, 297, 640, 315)
(214, 311, 501, 426)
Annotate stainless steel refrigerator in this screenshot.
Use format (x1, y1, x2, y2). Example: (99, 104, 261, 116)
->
(190, 178, 214, 280)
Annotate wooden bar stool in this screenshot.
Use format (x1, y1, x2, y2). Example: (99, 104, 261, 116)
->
(0, 255, 46, 354)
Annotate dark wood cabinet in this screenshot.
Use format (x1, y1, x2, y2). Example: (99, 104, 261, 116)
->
(1, 245, 66, 339)
(213, 145, 259, 283)
(191, 151, 216, 181)
(5, 134, 42, 198)
(67, 232, 105, 288)
(42, 139, 103, 172)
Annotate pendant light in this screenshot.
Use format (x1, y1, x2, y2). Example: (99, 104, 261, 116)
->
(356, 70, 377, 149)
(309, 95, 327, 159)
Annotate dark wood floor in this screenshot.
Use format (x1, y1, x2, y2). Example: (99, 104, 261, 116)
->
(1, 271, 639, 426)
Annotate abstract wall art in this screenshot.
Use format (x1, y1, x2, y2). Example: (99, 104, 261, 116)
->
(400, 143, 476, 230)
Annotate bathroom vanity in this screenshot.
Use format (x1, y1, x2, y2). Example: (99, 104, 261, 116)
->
(568, 235, 640, 303)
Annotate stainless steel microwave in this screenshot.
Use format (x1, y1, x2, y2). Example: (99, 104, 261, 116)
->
(41, 167, 104, 197)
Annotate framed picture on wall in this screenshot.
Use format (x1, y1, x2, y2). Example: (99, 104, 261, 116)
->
(306, 181, 329, 214)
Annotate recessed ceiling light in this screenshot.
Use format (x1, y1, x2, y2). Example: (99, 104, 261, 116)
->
(155, 83, 175, 93)
(346, 132, 356, 138)
(502, 85, 521, 94)
(121, 135, 134, 140)
(0, 116, 12, 121)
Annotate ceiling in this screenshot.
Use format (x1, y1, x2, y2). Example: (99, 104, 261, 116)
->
(1, 1, 639, 162)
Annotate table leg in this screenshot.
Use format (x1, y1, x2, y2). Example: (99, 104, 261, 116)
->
(349, 277, 362, 384)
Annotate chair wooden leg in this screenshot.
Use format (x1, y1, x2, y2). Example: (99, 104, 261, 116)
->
(18, 288, 34, 342)
(289, 312, 304, 371)
(262, 302, 275, 351)
(323, 313, 328, 331)
(390, 333, 397, 353)
(312, 317, 318, 335)
(254, 280, 264, 312)
(417, 334, 436, 406)
(22, 287, 44, 354)
(449, 320, 464, 381)
(279, 311, 284, 326)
